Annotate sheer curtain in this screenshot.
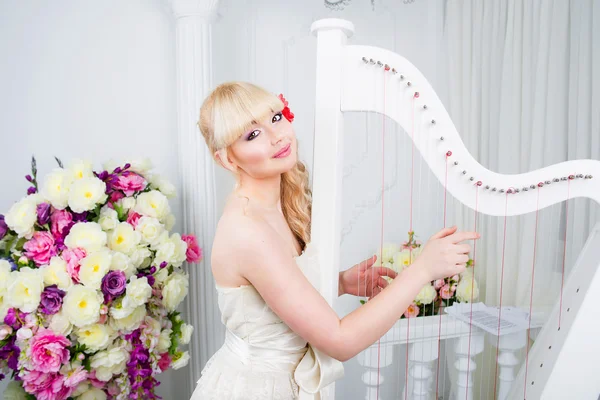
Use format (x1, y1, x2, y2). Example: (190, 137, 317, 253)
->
(439, 0, 600, 397)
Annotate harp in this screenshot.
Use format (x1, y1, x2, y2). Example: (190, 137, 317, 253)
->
(309, 18, 600, 400)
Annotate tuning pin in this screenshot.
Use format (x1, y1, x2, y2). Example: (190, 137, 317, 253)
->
(462, 170, 467, 175)
(423, 105, 428, 109)
(561, 176, 568, 181)
(515, 188, 520, 193)
(538, 182, 544, 188)
(454, 161, 459, 165)
(407, 81, 412, 86)
(399, 74, 404, 80)
(530, 184, 536, 189)
(392, 68, 397, 74)
(545, 180, 551, 185)
(469, 177, 474, 181)
(485, 185, 490, 189)
(553, 178, 560, 182)
(523, 187, 529, 192)
(369, 58, 375, 64)
(576, 174, 584, 178)
(446, 151, 452, 157)
(492, 187, 497, 192)
(377, 61, 383, 67)
(362, 57, 369, 63)
(569, 175, 575, 180)
(476, 181, 483, 187)
(440, 136, 444, 141)
(384, 64, 390, 71)
(431, 119, 436, 124)
(499, 189, 505, 193)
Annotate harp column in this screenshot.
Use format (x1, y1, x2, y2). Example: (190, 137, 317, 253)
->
(166, 0, 220, 396)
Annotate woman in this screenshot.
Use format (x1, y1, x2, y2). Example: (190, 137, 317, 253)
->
(190, 82, 479, 399)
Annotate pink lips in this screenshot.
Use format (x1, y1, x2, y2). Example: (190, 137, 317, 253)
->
(273, 143, 291, 158)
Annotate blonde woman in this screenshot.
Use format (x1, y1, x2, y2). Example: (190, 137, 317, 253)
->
(190, 82, 479, 399)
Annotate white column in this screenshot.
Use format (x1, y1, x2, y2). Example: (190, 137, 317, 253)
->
(166, 0, 220, 396)
(403, 339, 440, 400)
(357, 345, 394, 399)
(453, 333, 485, 400)
(488, 331, 527, 400)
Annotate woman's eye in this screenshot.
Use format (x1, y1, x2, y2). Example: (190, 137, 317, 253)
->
(272, 112, 283, 123)
(247, 130, 260, 141)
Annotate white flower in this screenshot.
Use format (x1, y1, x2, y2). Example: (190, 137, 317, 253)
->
(108, 222, 141, 255)
(171, 350, 190, 370)
(456, 277, 479, 303)
(162, 272, 189, 312)
(79, 249, 112, 290)
(156, 328, 172, 353)
(0, 324, 12, 340)
(110, 305, 146, 333)
(164, 214, 176, 231)
(64, 222, 107, 254)
(77, 387, 107, 400)
(41, 256, 73, 291)
(98, 206, 119, 231)
(135, 216, 165, 247)
(3, 380, 28, 400)
(129, 245, 152, 269)
(68, 177, 108, 213)
(76, 323, 115, 352)
(134, 190, 170, 221)
(6, 267, 44, 313)
(154, 268, 169, 284)
(63, 285, 103, 327)
(155, 233, 188, 268)
(90, 347, 129, 381)
(41, 168, 73, 210)
(16, 327, 33, 341)
(122, 275, 152, 309)
(72, 382, 91, 397)
(393, 250, 412, 269)
(116, 196, 136, 211)
(4, 196, 38, 238)
(109, 251, 136, 279)
(0, 290, 9, 322)
(373, 243, 400, 265)
(180, 323, 193, 345)
(415, 284, 437, 305)
(49, 309, 73, 336)
(109, 300, 135, 320)
(66, 159, 95, 181)
(149, 173, 176, 198)
(0, 260, 11, 290)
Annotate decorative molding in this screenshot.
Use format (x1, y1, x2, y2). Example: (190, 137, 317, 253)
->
(167, 0, 219, 21)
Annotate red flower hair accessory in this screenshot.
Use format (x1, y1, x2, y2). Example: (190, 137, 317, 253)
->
(278, 94, 295, 123)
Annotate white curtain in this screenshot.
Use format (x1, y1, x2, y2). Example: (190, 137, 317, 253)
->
(440, 0, 600, 397)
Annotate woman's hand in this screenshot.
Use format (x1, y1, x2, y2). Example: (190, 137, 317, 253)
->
(339, 255, 398, 299)
(415, 226, 480, 281)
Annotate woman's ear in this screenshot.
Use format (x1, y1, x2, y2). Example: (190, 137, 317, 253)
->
(214, 149, 237, 173)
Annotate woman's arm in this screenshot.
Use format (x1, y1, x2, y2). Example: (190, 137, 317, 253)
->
(231, 219, 477, 362)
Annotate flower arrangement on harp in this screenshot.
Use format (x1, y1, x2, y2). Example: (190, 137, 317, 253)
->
(361, 231, 479, 319)
(0, 156, 201, 400)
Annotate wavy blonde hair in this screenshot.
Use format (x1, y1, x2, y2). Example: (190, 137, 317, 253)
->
(197, 82, 312, 250)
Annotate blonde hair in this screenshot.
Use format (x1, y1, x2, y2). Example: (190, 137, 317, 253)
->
(197, 82, 312, 250)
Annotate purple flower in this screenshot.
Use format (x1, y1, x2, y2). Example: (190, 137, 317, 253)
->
(0, 215, 7, 240)
(72, 212, 88, 222)
(3, 308, 24, 330)
(27, 186, 37, 195)
(39, 285, 66, 315)
(0, 337, 20, 371)
(101, 271, 127, 301)
(36, 203, 51, 225)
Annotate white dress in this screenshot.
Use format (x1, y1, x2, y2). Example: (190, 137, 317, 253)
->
(190, 243, 345, 400)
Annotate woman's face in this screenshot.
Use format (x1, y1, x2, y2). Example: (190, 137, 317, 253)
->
(227, 110, 297, 179)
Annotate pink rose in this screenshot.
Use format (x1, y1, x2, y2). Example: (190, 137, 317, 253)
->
(433, 279, 445, 290)
(182, 234, 202, 263)
(158, 353, 172, 372)
(127, 210, 142, 228)
(62, 248, 87, 283)
(109, 191, 125, 204)
(24, 231, 58, 266)
(440, 284, 453, 300)
(50, 209, 73, 240)
(88, 370, 106, 388)
(403, 303, 420, 318)
(113, 171, 147, 196)
(63, 365, 88, 390)
(21, 371, 70, 400)
(27, 328, 71, 373)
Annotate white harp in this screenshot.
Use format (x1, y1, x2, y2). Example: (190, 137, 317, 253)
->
(309, 18, 600, 400)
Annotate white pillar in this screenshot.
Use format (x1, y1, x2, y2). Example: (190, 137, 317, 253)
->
(403, 339, 440, 400)
(166, 0, 220, 396)
(453, 333, 485, 400)
(488, 331, 528, 400)
(357, 345, 394, 399)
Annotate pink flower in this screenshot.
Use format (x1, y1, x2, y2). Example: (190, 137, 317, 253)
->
(158, 353, 172, 372)
(62, 248, 86, 283)
(109, 191, 125, 204)
(451, 274, 460, 282)
(403, 303, 420, 318)
(27, 328, 71, 373)
(433, 279, 445, 290)
(21, 371, 70, 400)
(440, 284, 453, 300)
(182, 234, 202, 263)
(113, 171, 147, 196)
(63, 365, 88, 390)
(88, 370, 106, 388)
(50, 209, 73, 240)
(127, 210, 142, 228)
(24, 231, 58, 266)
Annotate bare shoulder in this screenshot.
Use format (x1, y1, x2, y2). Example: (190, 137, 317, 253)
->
(211, 195, 280, 287)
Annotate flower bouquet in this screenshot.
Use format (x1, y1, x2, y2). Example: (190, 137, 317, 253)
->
(0, 157, 202, 400)
(364, 231, 479, 319)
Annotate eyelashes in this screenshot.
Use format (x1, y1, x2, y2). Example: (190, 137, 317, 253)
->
(245, 112, 284, 141)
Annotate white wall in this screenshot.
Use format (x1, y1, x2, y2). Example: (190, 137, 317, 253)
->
(0, 1, 184, 398)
